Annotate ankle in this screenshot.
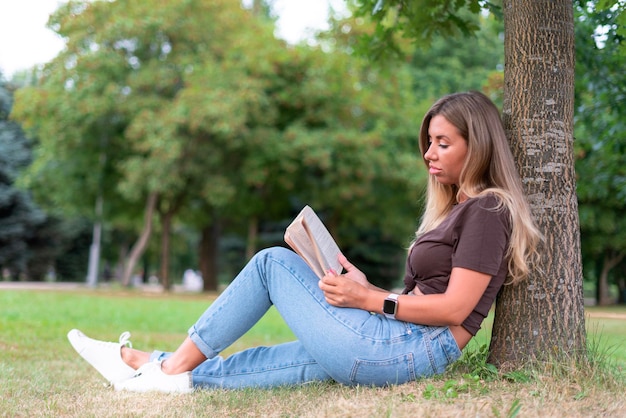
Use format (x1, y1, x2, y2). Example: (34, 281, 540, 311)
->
(160, 359, 176, 375)
(121, 347, 146, 370)
(160, 359, 188, 375)
(120, 347, 133, 368)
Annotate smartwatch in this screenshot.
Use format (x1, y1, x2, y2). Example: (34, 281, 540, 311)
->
(382, 293, 399, 319)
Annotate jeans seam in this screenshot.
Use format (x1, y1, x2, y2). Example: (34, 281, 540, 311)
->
(197, 359, 320, 378)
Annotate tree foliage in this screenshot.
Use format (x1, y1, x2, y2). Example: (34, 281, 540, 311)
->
(408, 13, 504, 103)
(349, 0, 501, 60)
(12, 0, 425, 289)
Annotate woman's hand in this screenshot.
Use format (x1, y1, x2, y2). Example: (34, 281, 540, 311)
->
(318, 254, 370, 308)
(319, 269, 369, 308)
(336, 253, 369, 287)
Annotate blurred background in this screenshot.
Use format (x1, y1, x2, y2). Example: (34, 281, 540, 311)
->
(0, 0, 624, 307)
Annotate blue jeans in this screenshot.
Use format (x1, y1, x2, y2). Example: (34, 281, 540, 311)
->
(150, 247, 462, 389)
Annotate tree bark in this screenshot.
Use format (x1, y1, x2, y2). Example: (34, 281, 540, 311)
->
(489, 0, 586, 367)
(121, 193, 158, 286)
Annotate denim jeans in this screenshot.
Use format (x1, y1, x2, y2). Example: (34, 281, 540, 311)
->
(150, 247, 462, 389)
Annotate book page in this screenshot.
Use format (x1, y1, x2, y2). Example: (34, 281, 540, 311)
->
(284, 206, 342, 278)
(300, 206, 342, 274)
(284, 214, 322, 277)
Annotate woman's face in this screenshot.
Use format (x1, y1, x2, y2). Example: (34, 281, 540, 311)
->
(423, 114, 468, 186)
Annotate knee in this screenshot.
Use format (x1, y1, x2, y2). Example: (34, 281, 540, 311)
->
(252, 247, 303, 271)
(255, 246, 294, 260)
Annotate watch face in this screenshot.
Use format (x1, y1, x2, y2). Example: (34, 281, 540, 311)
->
(383, 298, 397, 314)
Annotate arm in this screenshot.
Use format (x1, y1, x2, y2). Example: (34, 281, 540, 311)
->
(387, 267, 490, 326)
(320, 262, 489, 326)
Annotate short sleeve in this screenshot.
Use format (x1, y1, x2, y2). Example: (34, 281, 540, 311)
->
(451, 197, 510, 276)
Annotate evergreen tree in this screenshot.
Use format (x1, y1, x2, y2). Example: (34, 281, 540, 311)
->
(0, 77, 45, 278)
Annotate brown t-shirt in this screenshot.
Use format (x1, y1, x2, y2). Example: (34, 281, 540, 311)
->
(403, 194, 511, 335)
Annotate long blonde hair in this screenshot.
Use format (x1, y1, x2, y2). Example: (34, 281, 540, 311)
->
(416, 91, 542, 284)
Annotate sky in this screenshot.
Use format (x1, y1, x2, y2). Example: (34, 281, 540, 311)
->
(0, 0, 347, 78)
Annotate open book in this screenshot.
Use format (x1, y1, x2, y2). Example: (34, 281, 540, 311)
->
(284, 205, 343, 279)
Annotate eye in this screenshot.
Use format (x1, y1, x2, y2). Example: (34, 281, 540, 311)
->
(439, 144, 449, 149)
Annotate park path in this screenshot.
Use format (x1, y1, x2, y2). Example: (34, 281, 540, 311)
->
(586, 311, 626, 320)
(0, 281, 83, 291)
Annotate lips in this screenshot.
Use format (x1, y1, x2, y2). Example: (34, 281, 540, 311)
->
(429, 166, 442, 175)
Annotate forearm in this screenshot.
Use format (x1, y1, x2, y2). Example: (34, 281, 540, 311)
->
(322, 267, 484, 327)
(362, 290, 466, 326)
(360, 267, 491, 327)
(366, 282, 388, 292)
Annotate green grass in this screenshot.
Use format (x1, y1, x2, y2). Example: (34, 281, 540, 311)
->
(1, 288, 624, 417)
(585, 306, 626, 366)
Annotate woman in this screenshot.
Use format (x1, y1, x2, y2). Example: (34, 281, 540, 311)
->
(68, 91, 542, 393)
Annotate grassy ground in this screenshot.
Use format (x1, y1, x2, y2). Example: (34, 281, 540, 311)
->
(0, 287, 624, 417)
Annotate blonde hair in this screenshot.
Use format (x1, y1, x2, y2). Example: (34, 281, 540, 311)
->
(416, 91, 542, 284)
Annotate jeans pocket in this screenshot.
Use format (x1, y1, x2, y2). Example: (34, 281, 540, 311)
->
(422, 326, 462, 372)
(421, 325, 448, 339)
(349, 352, 416, 386)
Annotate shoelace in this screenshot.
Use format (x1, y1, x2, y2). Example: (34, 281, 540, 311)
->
(119, 331, 132, 349)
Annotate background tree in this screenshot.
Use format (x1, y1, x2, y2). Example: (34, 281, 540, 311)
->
(178, 32, 425, 290)
(0, 76, 85, 281)
(0, 77, 44, 278)
(409, 14, 504, 104)
(12, 0, 425, 291)
(574, 0, 626, 305)
(13, 0, 281, 289)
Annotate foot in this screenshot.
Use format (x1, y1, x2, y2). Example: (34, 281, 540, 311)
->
(67, 329, 136, 385)
(114, 361, 193, 394)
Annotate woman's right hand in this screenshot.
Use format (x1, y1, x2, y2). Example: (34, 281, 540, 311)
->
(336, 253, 370, 288)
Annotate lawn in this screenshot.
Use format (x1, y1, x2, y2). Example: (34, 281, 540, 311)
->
(0, 287, 624, 417)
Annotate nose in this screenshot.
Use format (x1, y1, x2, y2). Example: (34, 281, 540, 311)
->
(424, 142, 435, 161)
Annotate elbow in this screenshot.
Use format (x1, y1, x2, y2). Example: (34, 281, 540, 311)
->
(440, 297, 473, 326)
(446, 310, 470, 326)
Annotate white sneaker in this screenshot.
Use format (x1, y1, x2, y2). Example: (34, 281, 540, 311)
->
(67, 329, 136, 385)
(114, 361, 193, 394)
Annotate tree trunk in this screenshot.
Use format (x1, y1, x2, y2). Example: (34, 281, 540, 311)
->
(597, 251, 624, 305)
(86, 195, 103, 287)
(199, 218, 220, 292)
(489, 0, 586, 367)
(246, 215, 259, 261)
(156, 192, 186, 290)
(121, 193, 158, 286)
(618, 276, 626, 305)
(159, 210, 174, 291)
